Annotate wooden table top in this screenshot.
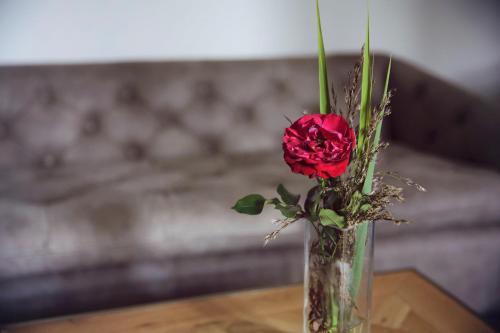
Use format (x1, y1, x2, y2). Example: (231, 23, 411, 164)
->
(2, 270, 494, 333)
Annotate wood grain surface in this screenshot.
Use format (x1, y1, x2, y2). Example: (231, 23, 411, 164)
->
(2, 270, 494, 333)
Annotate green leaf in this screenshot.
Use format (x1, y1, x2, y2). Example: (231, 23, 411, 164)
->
(277, 184, 300, 206)
(266, 197, 281, 206)
(232, 194, 266, 215)
(351, 223, 369, 298)
(363, 57, 392, 194)
(276, 204, 300, 218)
(382, 57, 392, 100)
(357, 14, 372, 153)
(360, 203, 371, 212)
(319, 208, 346, 228)
(352, 20, 391, 309)
(346, 190, 363, 213)
(353, 11, 378, 303)
(316, 0, 330, 115)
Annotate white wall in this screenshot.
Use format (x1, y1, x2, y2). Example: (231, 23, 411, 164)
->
(0, 0, 499, 98)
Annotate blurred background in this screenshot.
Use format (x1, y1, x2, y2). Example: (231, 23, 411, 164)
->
(1, 0, 500, 101)
(0, 0, 499, 329)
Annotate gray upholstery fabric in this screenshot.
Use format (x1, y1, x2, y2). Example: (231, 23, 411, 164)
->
(0, 55, 499, 324)
(1, 146, 500, 279)
(389, 60, 500, 169)
(376, 226, 500, 314)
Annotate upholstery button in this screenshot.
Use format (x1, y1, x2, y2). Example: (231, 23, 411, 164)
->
(237, 105, 255, 122)
(37, 86, 57, 106)
(0, 121, 10, 140)
(202, 135, 221, 154)
(272, 79, 288, 94)
(123, 142, 146, 161)
(158, 112, 181, 127)
(82, 112, 102, 136)
(117, 84, 143, 105)
(195, 81, 218, 104)
(38, 153, 62, 169)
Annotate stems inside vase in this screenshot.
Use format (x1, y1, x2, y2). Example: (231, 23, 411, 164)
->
(305, 222, 372, 333)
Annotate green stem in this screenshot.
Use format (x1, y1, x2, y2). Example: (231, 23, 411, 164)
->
(330, 286, 338, 330)
(350, 223, 368, 300)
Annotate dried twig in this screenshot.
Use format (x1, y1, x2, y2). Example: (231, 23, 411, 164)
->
(264, 217, 300, 246)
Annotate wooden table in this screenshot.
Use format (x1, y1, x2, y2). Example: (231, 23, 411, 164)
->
(2, 270, 494, 333)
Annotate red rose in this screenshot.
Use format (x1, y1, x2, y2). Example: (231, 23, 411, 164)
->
(282, 113, 356, 179)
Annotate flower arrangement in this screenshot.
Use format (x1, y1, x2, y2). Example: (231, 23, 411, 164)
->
(232, 1, 425, 332)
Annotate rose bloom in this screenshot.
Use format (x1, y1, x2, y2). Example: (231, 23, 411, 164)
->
(282, 113, 356, 179)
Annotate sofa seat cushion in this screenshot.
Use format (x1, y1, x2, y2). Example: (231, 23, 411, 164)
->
(0, 153, 306, 280)
(377, 144, 500, 237)
(1, 145, 500, 280)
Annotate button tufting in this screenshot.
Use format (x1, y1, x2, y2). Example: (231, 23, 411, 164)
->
(237, 105, 255, 122)
(82, 112, 102, 136)
(37, 152, 62, 169)
(202, 135, 221, 154)
(272, 79, 288, 94)
(117, 84, 143, 106)
(157, 111, 181, 128)
(0, 121, 10, 140)
(37, 86, 57, 106)
(123, 142, 146, 161)
(195, 81, 218, 104)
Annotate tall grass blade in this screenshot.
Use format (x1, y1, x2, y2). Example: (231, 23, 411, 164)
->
(316, 0, 330, 115)
(351, 13, 373, 300)
(357, 15, 371, 153)
(364, 57, 391, 192)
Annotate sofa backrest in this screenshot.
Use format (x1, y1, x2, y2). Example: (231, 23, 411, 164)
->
(1, 54, 497, 174)
(389, 60, 500, 169)
(0, 55, 381, 172)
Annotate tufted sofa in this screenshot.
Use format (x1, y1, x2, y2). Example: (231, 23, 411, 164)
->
(0, 55, 500, 324)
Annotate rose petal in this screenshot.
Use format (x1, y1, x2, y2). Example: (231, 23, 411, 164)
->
(282, 113, 355, 179)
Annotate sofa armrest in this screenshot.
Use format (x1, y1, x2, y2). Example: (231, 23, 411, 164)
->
(389, 58, 500, 170)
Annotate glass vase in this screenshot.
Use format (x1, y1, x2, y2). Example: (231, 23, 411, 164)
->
(304, 221, 374, 333)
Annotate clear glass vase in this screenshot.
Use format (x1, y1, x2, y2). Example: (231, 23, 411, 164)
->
(304, 221, 374, 333)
